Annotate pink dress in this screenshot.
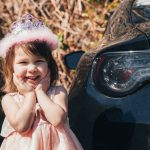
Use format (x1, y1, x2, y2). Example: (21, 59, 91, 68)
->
(0, 87, 83, 150)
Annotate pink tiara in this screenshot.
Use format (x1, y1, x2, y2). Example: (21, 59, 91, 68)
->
(0, 14, 58, 58)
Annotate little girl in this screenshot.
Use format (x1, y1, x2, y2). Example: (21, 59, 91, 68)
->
(0, 14, 83, 150)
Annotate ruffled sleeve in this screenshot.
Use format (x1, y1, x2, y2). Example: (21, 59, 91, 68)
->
(1, 118, 15, 137)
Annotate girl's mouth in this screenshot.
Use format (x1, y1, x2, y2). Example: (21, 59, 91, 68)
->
(25, 76, 40, 84)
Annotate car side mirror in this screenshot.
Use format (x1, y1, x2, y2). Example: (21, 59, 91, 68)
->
(64, 50, 84, 69)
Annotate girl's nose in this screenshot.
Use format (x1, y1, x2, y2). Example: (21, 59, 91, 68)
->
(28, 64, 38, 73)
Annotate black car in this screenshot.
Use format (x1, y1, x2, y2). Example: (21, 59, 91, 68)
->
(65, 0, 150, 150)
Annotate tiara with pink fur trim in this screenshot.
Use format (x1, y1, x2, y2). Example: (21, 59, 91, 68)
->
(0, 14, 58, 58)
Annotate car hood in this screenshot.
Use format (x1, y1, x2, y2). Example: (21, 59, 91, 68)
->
(99, 0, 150, 49)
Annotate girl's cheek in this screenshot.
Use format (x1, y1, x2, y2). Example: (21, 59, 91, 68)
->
(16, 74, 23, 78)
(13, 67, 25, 78)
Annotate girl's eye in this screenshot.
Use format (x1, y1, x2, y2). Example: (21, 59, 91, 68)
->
(36, 60, 45, 63)
(19, 61, 27, 64)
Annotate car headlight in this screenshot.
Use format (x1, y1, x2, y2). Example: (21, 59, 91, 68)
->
(93, 50, 150, 97)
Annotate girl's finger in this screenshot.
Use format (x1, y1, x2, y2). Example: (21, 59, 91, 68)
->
(44, 71, 50, 80)
(35, 84, 42, 91)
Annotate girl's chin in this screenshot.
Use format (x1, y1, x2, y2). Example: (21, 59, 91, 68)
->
(27, 81, 38, 88)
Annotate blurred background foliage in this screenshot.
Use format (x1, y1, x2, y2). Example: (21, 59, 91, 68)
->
(0, 0, 121, 92)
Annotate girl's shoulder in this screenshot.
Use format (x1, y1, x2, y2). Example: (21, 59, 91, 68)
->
(2, 92, 16, 100)
(1, 92, 18, 105)
(47, 85, 68, 101)
(48, 85, 68, 95)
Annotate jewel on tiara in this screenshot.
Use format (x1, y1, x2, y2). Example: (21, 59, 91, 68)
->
(11, 14, 45, 34)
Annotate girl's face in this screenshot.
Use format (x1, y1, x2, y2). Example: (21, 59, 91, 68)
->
(13, 47, 50, 88)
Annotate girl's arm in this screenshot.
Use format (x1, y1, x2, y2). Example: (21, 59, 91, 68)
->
(2, 92, 36, 133)
(35, 85, 68, 128)
(1, 74, 37, 133)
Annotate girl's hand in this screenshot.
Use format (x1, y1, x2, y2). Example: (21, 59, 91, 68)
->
(13, 73, 34, 95)
(35, 71, 50, 93)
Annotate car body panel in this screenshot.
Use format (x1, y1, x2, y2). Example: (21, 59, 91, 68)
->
(67, 0, 150, 150)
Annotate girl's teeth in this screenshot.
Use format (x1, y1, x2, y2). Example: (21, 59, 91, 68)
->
(28, 77, 37, 79)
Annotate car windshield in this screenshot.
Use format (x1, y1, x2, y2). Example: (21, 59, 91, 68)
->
(132, 0, 150, 24)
